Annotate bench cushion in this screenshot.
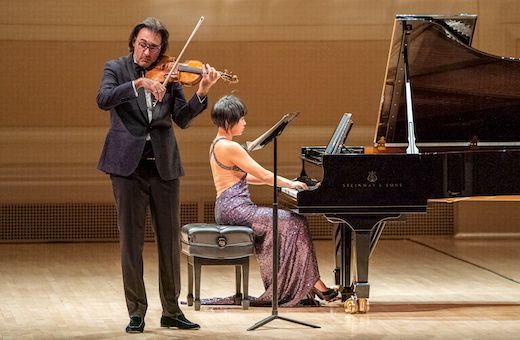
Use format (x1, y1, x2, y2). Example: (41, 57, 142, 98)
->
(181, 223, 254, 259)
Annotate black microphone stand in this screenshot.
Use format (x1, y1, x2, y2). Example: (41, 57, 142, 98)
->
(247, 118, 319, 331)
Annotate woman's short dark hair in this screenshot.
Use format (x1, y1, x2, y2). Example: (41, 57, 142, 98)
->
(128, 17, 169, 58)
(211, 95, 247, 131)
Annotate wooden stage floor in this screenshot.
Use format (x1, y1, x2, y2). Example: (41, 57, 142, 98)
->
(1, 237, 519, 339)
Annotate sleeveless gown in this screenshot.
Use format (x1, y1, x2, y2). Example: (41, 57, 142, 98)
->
(211, 138, 320, 307)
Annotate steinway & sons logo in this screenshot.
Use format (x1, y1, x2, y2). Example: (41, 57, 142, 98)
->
(342, 171, 403, 189)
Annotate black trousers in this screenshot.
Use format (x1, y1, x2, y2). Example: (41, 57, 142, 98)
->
(110, 160, 182, 318)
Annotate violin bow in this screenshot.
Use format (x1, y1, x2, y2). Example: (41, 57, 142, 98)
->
(153, 16, 205, 107)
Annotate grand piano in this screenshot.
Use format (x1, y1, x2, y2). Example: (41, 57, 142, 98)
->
(280, 14, 520, 313)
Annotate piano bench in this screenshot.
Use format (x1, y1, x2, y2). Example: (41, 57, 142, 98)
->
(181, 223, 255, 310)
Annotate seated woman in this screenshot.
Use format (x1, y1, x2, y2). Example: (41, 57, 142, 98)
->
(209, 95, 337, 306)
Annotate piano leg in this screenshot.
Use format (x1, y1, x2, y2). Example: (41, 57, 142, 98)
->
(352, 228, 370, 299)
(333, 223, 354, 300)
(339, 215, 399, 313)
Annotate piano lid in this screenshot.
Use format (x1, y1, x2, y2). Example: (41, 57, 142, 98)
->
(375, 14, 520, 148)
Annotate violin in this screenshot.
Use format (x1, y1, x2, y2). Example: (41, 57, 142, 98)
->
(146, 55, 239, 87)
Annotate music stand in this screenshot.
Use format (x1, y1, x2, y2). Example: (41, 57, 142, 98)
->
(246, 112, 320, 331)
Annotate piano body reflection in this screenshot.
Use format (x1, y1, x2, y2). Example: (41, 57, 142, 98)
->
(280, 14, 520, 313)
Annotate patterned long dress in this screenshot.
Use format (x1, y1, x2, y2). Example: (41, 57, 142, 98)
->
(212, 138, 320, 307)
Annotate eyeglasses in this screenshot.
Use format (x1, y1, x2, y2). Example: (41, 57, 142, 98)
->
(137, 40, 161, 53)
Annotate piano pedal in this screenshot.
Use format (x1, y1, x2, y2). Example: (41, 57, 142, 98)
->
(339, 285, 355, 302)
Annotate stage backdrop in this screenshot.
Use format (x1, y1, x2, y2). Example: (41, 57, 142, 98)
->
(1, 1, 519, 241)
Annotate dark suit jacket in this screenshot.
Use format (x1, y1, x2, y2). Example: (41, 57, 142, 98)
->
(96, 54, 207, 180)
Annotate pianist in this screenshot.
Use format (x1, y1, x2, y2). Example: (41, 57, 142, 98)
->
(208, 95, 337, 306)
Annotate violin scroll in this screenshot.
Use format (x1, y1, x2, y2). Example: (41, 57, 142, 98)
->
(217, 69, 239, 84)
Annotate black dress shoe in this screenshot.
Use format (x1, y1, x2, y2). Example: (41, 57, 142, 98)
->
(312, 287, 339, 302)
(160, 314, 200, 330)
(126, 316, 145, 333)
(298, 296, 320, 306)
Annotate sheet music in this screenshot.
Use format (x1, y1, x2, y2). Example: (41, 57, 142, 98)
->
(244, 112, 299, 152)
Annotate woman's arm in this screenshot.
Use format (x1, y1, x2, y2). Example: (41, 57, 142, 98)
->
(224, 142, 307, 190)
(246, 173, 303, 188)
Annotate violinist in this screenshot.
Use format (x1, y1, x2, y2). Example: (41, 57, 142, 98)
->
(96, 17, 219, 333)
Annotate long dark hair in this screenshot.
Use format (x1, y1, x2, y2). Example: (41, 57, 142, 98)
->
(128, 17, 169, 58)
(211, 95, 248, 132)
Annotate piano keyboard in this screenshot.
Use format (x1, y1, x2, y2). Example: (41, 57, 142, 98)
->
(280, 187, 298, 198)
(280, 185, 319, 199)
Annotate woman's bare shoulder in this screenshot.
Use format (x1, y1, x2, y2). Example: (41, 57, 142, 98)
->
(215, 139, 244, 152)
